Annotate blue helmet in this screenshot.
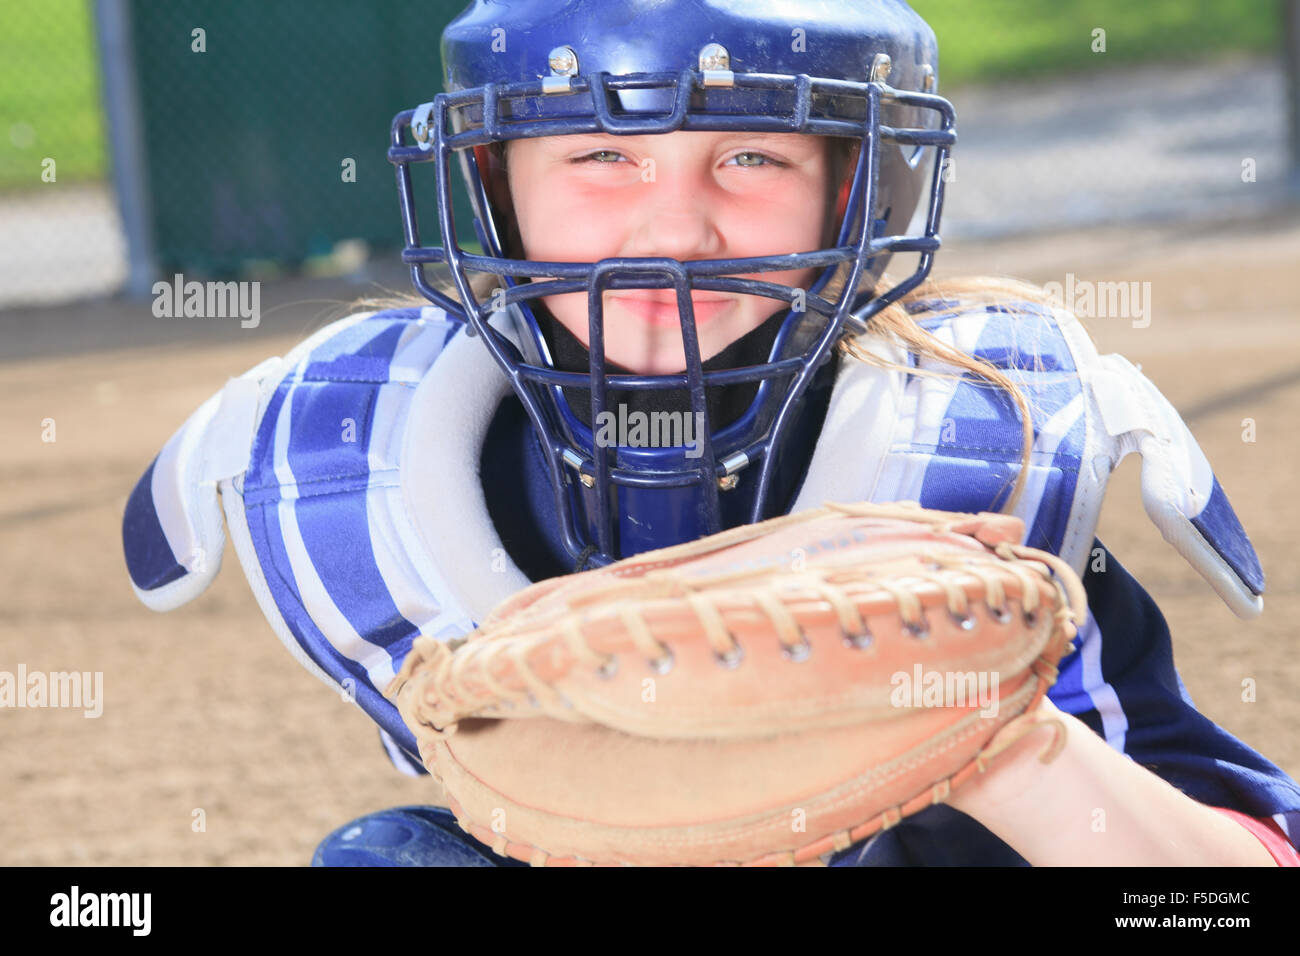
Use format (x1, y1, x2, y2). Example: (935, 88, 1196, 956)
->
(388, 0, 955, 568)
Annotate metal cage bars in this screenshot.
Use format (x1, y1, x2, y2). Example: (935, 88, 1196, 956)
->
(387, 68, 956, 563)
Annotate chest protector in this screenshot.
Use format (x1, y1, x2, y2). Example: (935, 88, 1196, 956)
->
(122, 302, 1264, 745)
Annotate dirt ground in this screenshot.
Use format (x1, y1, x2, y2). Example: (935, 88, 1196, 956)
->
(1, 215, 1298, 865)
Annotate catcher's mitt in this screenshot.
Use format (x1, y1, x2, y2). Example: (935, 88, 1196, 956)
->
(388, 500, 1086, 866)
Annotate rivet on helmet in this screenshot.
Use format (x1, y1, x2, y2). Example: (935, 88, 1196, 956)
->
(698, 42, 735, 88)
(870, 53, 892, 84)
(409, 101, 436, 152)
(544, 44, 579, 94)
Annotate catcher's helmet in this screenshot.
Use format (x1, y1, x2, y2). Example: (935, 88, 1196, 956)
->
(388, 0, 955, 567)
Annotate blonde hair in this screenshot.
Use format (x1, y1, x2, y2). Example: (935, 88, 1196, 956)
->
(837, 273, 1062, 516)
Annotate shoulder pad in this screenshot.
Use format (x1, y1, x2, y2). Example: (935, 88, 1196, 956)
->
(121, 308, 441, 610)
(797, 299, 1263, 618)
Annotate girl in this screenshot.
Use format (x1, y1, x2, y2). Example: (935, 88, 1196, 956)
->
(123, 0, 1300, 866)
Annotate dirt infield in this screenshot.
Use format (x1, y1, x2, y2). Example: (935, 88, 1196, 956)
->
(1, 216, 1297, 865)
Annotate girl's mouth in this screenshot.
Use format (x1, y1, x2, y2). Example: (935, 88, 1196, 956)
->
(607, 293, 734, 328)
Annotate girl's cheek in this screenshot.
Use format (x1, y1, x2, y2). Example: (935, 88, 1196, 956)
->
(530, 204, 623, 260)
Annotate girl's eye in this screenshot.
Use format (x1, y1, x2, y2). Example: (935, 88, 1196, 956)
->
(728, 152, 781, 168)
(574, 150, 783, 167)
(576, 150, 626, 164)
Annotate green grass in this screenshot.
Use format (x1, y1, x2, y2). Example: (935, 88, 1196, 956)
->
(910, 0, 1282, 88)
(0, 0, 106, 190)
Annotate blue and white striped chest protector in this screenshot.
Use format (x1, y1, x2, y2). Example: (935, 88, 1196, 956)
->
(121, 301, 1264, 763)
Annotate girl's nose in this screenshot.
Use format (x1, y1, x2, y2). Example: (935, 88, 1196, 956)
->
(623, 171, 724, 262)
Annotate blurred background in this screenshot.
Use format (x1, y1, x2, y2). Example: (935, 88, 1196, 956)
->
(2, 1, 1298, 865)
(0, 0, 1296, 308)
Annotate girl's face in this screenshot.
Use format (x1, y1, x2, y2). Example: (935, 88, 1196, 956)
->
(501, 131, 834, 375)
